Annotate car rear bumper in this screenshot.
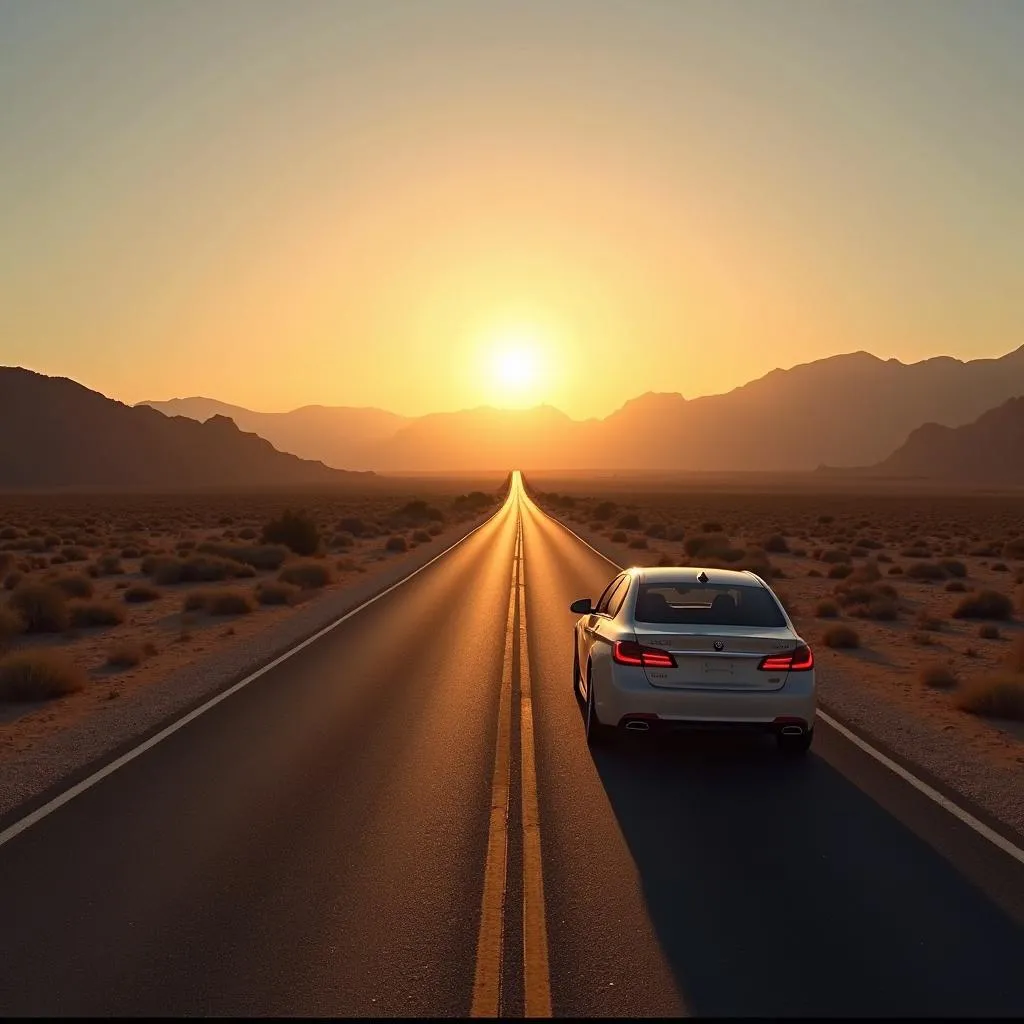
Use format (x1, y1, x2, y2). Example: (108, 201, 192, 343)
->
(597, 665, 816, 732)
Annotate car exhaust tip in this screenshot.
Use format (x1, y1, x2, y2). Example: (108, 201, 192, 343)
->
(624, 719, 650, 731)
(780, 725, 804, 736)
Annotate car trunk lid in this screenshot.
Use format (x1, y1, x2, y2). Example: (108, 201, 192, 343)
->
(633, 624, 798, 690)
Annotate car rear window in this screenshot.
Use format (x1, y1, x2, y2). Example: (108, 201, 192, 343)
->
(634, 582, 786, 627)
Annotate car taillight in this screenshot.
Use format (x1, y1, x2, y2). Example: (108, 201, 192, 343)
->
(612, 641, 677, 668)
(758, 644, 814, 672)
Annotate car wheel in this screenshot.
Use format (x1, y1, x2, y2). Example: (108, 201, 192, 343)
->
(777, 727, 813, 755)
(585, 667, 615, 748)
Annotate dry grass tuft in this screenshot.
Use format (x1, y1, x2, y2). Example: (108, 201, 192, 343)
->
(954, 674, 1024, 721)
(0, 650, 85, 701)
(823, 624, 860, 649)
(815, 599, 840, 618)
(278, 560, 334, 589)
(9, 583, 69, 633)
(256, 581, 302, 605)
(69, 600, 126, 628)
(124, 583, 161, 603)
(952, 590, 1013, 621)
(106, 641, 148, 669)
(184, 588, 256, 615)
(919, 662, 958, 689)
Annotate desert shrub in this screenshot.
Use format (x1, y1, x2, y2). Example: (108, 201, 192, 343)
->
(701, 521, 723, 533)
(821, 548, 850, 564)
(888, 565, 904, 575)
(645, 523, 667, 539)
(847, 561, 881, 584)
(331, 532, 355, 548)
(412, 529, 431, 543)
(4, 571, 23, 590)
(9, 583, 69, 633)
(761, 534, 789, 553)
(51, 573, 95, 599)
(260, 509, 320, 556)
(592, 501, 616, 522)
(1002, 537, 1024, 559)
(912, 631, 934, 645)
(823, 625, 860, 649)
(906, 562, 945, 581)
(278, 560, 334, 589)
(385, 535, 408, 553)
(0, 604, 24, 641)
(338, 516, 367, 536)
(684, 533, 734, 558)
(807, 568, 822, 578)
(256, 581, 301, 605)
(124, 583, 161, 603)
(60, 545, 88, 562)
(628, 537, 648, 549)
(185, 588, 255, 615)
(920, 663, 958, 689)
(151, 554, 253, 584)
(992, 562, 1010, 572)
(106, 642, 147, 669)
(969, 542, 1001, 557)
(900, 545, 932, 559)
(96, 553, 124, 575)
(954, 674, 1024, 720)
(945, 580, 968, 592)
(938, 559, 967, 578)
(617, 513, 641, 530)
(828, 563, 853, 580)
(816, 599, 839, 618)
(656, 553, 674, 566)
(916, 610, 943, 631)
(818, 514, 834, 525)
(203, 543, 289, 571)
(69, 600, 125, 628)
(952, 590, 1013, 621)
(0, 651, 85, 701)
(428, 523, 443, 536)
(978, 624, 1001, 640)
(611, 530, 627, 543)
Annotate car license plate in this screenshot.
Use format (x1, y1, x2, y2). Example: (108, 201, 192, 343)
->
(702, 659, 734, 675)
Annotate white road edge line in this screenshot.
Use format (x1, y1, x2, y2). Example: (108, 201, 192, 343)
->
(534, 495, 1024, 868)
(0, 499, 513, 851)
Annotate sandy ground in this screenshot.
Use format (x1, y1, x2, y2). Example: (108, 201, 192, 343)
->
(544, 505, 1024, 840)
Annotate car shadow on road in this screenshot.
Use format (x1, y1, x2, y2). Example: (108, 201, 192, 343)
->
(590, 730, 1024, 1018)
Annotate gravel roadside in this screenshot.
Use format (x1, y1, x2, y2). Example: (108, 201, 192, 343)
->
(0, 508, 498, 825)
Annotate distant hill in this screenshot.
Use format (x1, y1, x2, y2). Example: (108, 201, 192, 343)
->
(0, 368, 371, 488)
(862, 396, 1024, 483)
(139, 397, 408, 471)
(142, 345, 1024, 472)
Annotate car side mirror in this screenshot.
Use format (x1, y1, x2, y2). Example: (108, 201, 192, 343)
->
(570, 598, 593, 614)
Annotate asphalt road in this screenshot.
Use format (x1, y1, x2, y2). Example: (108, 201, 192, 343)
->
(0, 472, 1022, 1017)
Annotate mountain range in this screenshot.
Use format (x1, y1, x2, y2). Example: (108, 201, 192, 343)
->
(141, 346, 1024, 475)
(0, 368, 371, 488)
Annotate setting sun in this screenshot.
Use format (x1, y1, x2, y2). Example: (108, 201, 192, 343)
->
(485, 329, 549, 407)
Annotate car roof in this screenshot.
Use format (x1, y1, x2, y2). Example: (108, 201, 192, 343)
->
(629, 565, 766, 588)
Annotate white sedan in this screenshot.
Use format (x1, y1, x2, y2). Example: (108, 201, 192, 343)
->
(571, 566, 816, 753)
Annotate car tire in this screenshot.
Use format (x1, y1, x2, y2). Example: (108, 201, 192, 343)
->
(585, 667, 615, 748)
(777, 727, 813, 755)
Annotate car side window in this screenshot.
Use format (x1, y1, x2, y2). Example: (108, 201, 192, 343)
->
(606, 575, 632, 618)
(594, 574, 624, 615)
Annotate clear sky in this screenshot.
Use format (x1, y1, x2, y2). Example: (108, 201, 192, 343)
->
(2, 0, 1022, 419)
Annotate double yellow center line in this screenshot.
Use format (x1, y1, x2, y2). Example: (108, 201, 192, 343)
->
(471, 507, 552, 1017)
